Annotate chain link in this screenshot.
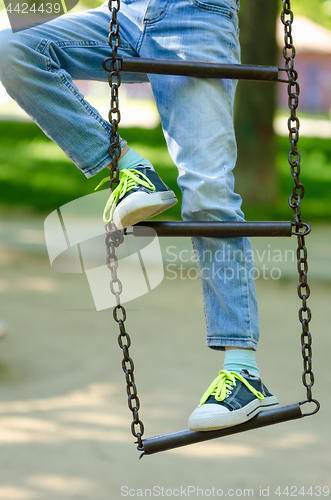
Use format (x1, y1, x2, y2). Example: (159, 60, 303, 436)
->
(102, 0, 123, 189)
(281, 0, 319, 416)
(105, 222, 145, 451)
(103, 0, 145, 452)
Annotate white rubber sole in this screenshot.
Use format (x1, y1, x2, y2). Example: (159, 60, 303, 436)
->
(188, 396, 279, 431)
(113, 190, 178, 230)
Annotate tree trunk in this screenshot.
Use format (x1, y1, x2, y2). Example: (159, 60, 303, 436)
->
(234, 0, 279, 208)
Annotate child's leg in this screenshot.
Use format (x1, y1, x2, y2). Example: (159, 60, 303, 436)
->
(0, 3, 178, 226)
(139, 0, 279, 429)
(141, 0, 259, 351)
(0, 3, 147, 178)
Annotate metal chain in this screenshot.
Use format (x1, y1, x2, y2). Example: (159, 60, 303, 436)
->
(281, 0, 319, 416)
(105, 222, 145, 451)
(103, 0, 145, 451)
(102, 0, 123, 188)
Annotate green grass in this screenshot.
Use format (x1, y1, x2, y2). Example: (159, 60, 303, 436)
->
(273, 137, 331, 222)
(0, 121, 181, 219)
(0, 120, 330, 222)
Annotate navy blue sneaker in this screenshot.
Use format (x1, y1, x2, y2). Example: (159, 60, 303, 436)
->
(188, 369, 279, 431)
(98, 166, 177, 229)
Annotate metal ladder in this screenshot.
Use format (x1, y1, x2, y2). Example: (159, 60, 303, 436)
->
(103, 0, 320, 457)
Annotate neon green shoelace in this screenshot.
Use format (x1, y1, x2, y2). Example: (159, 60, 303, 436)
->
(198, 370, 264, 407)
(95, 168, 156, 224)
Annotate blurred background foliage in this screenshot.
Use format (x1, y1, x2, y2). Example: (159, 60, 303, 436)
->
(1, 120, 330, 222)
(291, 0, 331, 30)
(2, 0, 331, 27)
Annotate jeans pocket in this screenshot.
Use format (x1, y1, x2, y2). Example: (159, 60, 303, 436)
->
(190, 0, 239, 16)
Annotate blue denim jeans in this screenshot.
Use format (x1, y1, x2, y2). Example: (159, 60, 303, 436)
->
(0, 0, 259, 350)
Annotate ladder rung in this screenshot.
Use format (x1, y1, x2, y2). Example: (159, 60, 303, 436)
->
(120, 58, 279, 82)
(141, 404, 303, 456)
(131, 221, 293, 238)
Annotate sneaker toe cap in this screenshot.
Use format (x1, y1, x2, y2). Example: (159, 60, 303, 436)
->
(188, 404, 231, 431)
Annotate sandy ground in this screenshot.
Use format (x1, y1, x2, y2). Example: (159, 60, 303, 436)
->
(0, 215, 330, 500)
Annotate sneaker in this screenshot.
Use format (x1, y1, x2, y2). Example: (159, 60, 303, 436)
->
(97, 166, 177, 229)
(188, 369, 279, 431)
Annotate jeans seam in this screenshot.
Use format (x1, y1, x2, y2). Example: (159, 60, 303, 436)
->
(191, 237, 210, 338)
(57, 71, 112, 135)
(56, 41, 109, 48)
(136, 23, 147, 54)
(244, 239, 255, 344)
(190, 0, 234, 17)
(207, 338, 258, 348)
(33, 38, 113, 176)
(142, 0, 171, 25)
(37, 39, 110, 51)
(237, 238, 254, 342)
(83, 153, 111, 177)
